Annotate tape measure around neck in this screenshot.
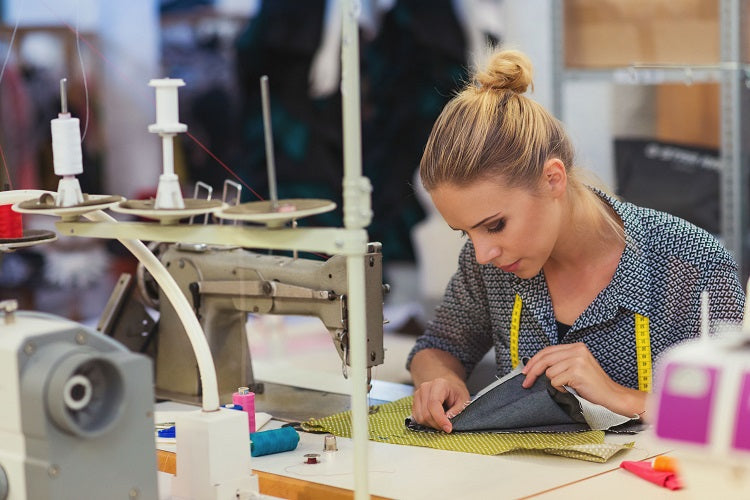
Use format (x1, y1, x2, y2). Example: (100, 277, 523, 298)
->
(634, 313, 652, 392)
(509, 294, 652, 392)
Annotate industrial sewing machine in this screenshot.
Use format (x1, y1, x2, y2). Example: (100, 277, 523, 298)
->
(103, 240, 386, 404)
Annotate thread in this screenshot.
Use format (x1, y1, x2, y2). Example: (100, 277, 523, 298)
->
(0, 204, 22, 238)
(250, 427, 300, 457)
(51, 116, 83, 176)
(73, 1, 90, 142)
(232, 387, 256, 433)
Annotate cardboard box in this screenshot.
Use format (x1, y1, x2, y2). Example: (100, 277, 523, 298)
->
(564, 0, 729, 67)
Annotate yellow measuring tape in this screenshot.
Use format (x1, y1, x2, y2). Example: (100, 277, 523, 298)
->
(510, 294, 652, 392)
(634, 313, 652, 392)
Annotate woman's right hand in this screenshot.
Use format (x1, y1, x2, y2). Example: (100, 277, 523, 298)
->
(411, 377, 470, 433)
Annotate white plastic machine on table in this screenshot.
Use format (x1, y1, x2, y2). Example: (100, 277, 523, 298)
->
(0, 300, 158, 499)
(649, 289, 750, 496)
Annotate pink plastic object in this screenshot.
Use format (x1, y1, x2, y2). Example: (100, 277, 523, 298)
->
(733, 371, 750, 452)
(232, 386, 256, 433)
(655, 363, 718, 445)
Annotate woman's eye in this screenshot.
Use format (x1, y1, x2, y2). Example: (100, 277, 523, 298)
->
(486, 219, 506, 234)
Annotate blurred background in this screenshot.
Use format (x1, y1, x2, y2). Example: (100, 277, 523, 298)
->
(0, 0, 746, 385)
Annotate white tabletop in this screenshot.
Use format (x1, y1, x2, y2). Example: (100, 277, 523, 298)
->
(249, 422, 657, 500)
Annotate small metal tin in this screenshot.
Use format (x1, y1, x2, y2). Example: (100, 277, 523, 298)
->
(323, 433, 338, 451)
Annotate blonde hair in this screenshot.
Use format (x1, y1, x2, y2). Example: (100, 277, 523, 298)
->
(420, 48, 624, 242)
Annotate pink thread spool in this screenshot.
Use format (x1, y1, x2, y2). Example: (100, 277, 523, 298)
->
(0, 204, 22, 239)
(232, 386, 256, 433)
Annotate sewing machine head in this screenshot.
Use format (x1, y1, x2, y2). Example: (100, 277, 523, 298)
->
(127, 241, 386, 404)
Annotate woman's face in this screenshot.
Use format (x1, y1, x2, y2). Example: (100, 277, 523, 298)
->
(430, 173, 564, 279)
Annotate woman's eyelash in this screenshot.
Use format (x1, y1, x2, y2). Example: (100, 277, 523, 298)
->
(457, 219, 505, 238)
(486, 219, 506, 233)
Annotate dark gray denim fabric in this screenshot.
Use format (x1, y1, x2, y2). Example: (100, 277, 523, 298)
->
(406, 372, 591, 433)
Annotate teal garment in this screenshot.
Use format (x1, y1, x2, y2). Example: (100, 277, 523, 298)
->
(234, 0, 344, 228)
(234, 0, 480, 262)
(362, 0, 473, 261)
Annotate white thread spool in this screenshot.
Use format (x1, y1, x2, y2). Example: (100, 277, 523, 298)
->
(51, 115, 83, 176)
(148, 78, 187, 134)
(149, 78, 187, 209)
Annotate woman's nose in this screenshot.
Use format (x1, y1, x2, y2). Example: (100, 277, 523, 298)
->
(473, 237, 501, 265)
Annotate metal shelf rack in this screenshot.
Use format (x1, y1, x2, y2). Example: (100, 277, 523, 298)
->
(551, 0, 750, 278)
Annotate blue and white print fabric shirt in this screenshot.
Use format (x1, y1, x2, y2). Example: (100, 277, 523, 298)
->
(407, 192, 746, 389)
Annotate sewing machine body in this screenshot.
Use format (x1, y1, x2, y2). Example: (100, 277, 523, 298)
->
(651, 332, 750, 463)
(150, 242, 385, 402)
(0, 305, 157, 500)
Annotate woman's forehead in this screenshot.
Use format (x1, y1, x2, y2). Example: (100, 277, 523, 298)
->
(430, 181, 531, 226)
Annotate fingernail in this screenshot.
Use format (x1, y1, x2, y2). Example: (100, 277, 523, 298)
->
(442, 425, 451, 433)
(446, 412, 454, 419)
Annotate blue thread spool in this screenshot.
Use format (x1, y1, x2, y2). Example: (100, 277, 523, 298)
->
(250, 427, 300, 457)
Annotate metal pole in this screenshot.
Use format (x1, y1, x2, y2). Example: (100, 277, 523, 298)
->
(260, 75, 279, 210)
(341, 0, 372, 498)
(719, 0, 747, 278)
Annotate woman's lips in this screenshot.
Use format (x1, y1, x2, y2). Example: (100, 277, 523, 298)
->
(499, 260, 520, 273)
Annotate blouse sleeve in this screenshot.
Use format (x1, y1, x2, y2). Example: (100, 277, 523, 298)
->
(702, 249, 746, 331)
(406, 241, 495, 377)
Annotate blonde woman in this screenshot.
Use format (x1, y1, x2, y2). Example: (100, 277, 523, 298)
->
(407, 49, 745, 433)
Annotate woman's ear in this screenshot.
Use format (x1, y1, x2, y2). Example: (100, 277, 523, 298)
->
(542, 158, 567, 197)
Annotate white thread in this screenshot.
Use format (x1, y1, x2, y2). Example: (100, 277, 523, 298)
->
(74, 0, 90, 142)
(51, 117, 84, 176)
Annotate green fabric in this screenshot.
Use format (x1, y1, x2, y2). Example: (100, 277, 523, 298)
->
(301, 396, 633, 463)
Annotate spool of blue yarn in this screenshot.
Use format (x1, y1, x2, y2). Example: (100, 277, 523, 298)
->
(250, 427, 300, 457)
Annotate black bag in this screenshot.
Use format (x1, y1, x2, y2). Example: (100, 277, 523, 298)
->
(614, 138, 720, 234)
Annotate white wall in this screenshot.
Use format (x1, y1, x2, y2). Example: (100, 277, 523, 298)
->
(5, 0, 99, 29)
(98, 1, 162, 199)
(503, 0, 616, 189)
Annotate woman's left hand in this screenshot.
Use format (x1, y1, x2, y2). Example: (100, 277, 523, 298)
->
(520, 342, 645, 417)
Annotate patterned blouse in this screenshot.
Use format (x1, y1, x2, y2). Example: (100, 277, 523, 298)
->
(407, 192, 746, 389)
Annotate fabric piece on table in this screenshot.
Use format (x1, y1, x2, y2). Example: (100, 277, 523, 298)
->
(405, 367, 639, 434)
(565, 386, 640, 430)
(620, 460, 683, 490)
(444, 370, 589, 433)
(301, 396, 633, 463)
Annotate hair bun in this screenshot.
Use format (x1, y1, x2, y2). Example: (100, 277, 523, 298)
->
(474, 49, 534, 94)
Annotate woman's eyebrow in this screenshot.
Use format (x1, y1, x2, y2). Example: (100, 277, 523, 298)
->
(470, 212, 502, 229)
(448, 212, 502, 231)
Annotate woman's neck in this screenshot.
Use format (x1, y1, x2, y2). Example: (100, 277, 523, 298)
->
(543, 188, 625, 324)
(546, 187, 624, 273)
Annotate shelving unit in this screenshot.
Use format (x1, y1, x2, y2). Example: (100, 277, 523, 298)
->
(551, 0, 750, 277)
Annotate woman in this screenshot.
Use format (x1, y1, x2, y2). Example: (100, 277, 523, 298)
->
(408, 49, 745, 433)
